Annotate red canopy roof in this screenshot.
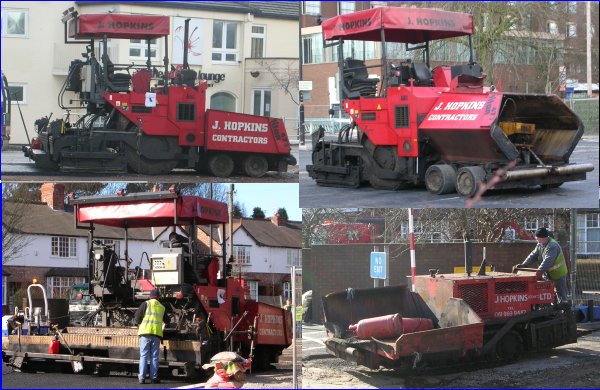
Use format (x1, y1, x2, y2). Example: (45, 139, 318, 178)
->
(74, 192, 228, 228)
(68, 14, 170, 39)
(321, 7, 473, 43)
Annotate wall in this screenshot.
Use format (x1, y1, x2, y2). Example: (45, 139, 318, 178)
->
(303, 242, 542, 324)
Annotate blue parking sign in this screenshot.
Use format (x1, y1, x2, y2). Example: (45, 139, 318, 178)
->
(370, 252, 387, 279)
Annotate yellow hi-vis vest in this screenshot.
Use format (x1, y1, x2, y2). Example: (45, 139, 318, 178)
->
(539, 238, 568, 281)
(138, 299, 165, 338)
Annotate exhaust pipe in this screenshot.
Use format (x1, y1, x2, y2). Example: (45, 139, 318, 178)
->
(503, 163, 594, 182)
(552, 163, 594, 175)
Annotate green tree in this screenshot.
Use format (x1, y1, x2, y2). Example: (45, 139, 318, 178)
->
(276, 208, 289, 220)
(252, 207, 265, 219)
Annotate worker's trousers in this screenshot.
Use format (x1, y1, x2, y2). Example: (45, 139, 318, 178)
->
(139, 335, 160, 380)
(554, 275, 569, 304)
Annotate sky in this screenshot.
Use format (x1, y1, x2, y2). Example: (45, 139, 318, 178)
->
(234, 183, 300, 221)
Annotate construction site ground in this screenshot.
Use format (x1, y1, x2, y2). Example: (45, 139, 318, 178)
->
(1, 341, 302, 389)
(302, 322, 600, 388)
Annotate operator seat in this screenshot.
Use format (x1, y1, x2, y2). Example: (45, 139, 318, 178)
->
(105, 60, 131, 92)
(342, 58, 380, 99)
(412, 62, 434, 86)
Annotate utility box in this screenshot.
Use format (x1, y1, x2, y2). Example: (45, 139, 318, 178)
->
(151, 253, 182, 285)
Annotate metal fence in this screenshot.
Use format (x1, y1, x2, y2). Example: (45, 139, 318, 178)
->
(573, 210, 600, 307)
(570, 98, 599, 134)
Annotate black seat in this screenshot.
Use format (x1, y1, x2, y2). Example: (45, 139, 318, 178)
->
(411, 62, 433, 86)
(105, 60, 131, 92)
(342, 58, 380, 99)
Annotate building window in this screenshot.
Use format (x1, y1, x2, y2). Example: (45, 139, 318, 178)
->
(370, 1, 387, 8)
(247, 280, 258, 302)
(567, 2, 577, 14)
(251, 25, 266, 58)
(99, 239, 120, 257)
(567, 23, 577, 38)
(51, 236, 77, 258)
(129, 39, 158, 60)
(547, 21, 559, 35)
(431, 232, 443, 243)
(302, 33, 324, 64)
(283, 281, 291, 301)
(7, 83, 26, 105)
(212, 21, 238, 63)
(303, 1, 320, 15)
(47, 276, 86, 299)
(252, 89, 271, 117)
(287, 249, 300, 266)
(523, 217, 553, 237)
(2, 275, 7, 307)
(233, 245, 251, 265)
(210, 92, 236, 112)
(1, 8, 28, 37)
(577, 213, 600, 254)
(339, 2, 355, 15)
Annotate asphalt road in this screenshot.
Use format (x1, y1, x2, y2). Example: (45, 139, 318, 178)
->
(0, 146, 299, 184)
(1, 356, 296, 389)
(299, 135, 599, 208)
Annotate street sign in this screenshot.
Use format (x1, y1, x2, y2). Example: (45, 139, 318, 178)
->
(370, 252, 387, 279)
(299, 80, 313, 91)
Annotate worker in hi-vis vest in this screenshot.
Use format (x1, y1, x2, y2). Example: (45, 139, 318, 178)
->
(135, 289, 168, 384)
(516, 227, 569, 304)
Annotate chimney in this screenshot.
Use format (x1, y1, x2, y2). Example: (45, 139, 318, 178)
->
(40, 183, 65, 211)
(272, 213, 287, 227)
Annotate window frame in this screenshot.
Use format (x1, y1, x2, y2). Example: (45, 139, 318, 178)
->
(282, 281, 291, 301)
(339, 2, 355, 15)
(212, 20, 239, 64)
(287, 249, 300, 266)
(47, 276, 86, 299)
(567, 23, 577, 38)
(547, 20, 559, 35)
(128, 39, 159, 61)
(303, 1, 320, 16)
(51, 236, 78, 258)
(2, 275, 7, 306)
(250, 24, 266, 58)
(210, 91, 237, 112)
(7, 83, 26, 105)
(233, 245, 251, 265)
(247, 280, 259, 302)
(1, 8, 28, 38)
(251, 88, 272, 117)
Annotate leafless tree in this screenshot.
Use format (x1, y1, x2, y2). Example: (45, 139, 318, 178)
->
(255, 59, 300, 105)
(2, 185, 34, 264)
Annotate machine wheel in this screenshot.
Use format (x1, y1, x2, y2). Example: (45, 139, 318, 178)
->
(208, 154, 234, 177)
(425, 164, 456, 195)
(125, 137, 179, 175)
(243, 155, 269, 178)
(456, 166, 486, 197)
(368, 175, 408, 190)
(495, 331, 523, 362)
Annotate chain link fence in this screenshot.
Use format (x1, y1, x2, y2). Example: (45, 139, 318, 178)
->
(574, 210, 600, 321)
(570, 98, 599, 134)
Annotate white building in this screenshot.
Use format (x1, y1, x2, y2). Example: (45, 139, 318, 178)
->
(1, 1, 299, 145)
(198, 213, 301, 306)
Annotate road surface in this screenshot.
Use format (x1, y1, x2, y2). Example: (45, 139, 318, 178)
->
(299, 135, 599, 208)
